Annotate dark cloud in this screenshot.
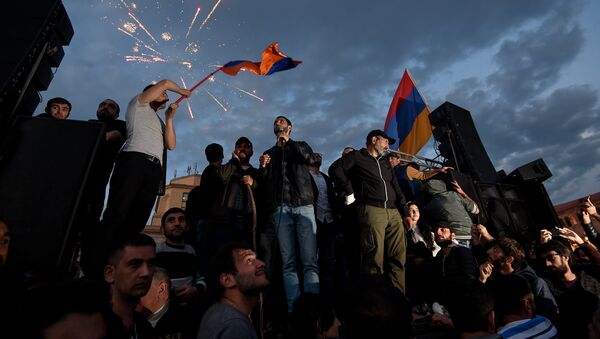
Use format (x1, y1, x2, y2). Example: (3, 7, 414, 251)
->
(42, 0, 599, 203)
(444, 0, 598, 203)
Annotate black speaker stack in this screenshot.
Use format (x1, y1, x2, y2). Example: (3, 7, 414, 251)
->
(429, 102, 559, 243)
(0, 1, 73, 146)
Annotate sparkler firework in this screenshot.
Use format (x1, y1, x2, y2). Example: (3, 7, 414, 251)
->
(102, 0, 265, 119)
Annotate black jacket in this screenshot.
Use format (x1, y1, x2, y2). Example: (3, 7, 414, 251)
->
(187, 159, 259, 225)
(331, 148, 406, 209)
(261, 139, 314, 211)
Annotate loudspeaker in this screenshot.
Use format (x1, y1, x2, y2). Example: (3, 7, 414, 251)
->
(0, 117, 104, 275)
(430, 102, 498, 183)
(475, 182, 536, 242)
(0, 1, 74, 147)
(507, 158, 552, 182)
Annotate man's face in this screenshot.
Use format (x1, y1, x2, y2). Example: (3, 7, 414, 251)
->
(96, 99, 119, 120)
(434, 226, 455, 247)
(542, 251, 570, 277)
(232, 249, 269, 294)
(162, 212, 187, 242)
(373, 136, 389, 156)
(106, 245, 156, 300)
(487, 246, 511, 274)
(47, 103, 70, 119)
(273, 117, 291, 135)
(407, 204, 420, 223)
(388, 155, 401, 168)
(234, 142, 254, 162)
(151, 90, 169, 110)
(0, 221, 10, 265)
(310, 153, 323, 168)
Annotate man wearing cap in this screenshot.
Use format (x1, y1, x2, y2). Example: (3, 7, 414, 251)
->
(331, 129, 407, 292)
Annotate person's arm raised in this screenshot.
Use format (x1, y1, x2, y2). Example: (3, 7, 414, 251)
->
(139, 79, 191, 103)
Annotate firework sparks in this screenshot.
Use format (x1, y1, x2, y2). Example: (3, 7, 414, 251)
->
(204, 88, 228, 112)
(125, 55, 167, 64)
(118, 27, 161, 55)
(199, 0, 223, 30)
(233, 86, 264, 101)
(185, 7, 201, 39)
(213, 77, 264, 101)
(179, 61, 193, 69)
(128, 12, 159, 45)
(123, 21, 137, 33)
(161, 32, 173, 41)
(180, 77, 195, 119)
(120, 0, 131, 10)
(185, 42, 200, 54)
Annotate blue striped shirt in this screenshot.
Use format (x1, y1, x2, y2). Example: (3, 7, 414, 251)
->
(498, 315, 557, 339)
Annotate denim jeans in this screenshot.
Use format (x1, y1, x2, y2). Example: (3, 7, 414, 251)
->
(273, 204, 320, 312)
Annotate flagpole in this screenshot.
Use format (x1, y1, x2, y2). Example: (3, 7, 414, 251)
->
(175, 67, 223, 104)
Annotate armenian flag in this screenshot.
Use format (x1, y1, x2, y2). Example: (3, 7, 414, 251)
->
(175, 42, 302, 104)
(383, 69, 432, 155)
(221, 42, 301, 76)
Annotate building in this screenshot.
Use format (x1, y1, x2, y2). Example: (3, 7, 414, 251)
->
(144, 174, 201, 239)
(554, 191, 600, 236)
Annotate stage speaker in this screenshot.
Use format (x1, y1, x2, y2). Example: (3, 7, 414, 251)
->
(0, 1, 73, 147)
(475, 182, 536, 243)
(507, 158, 552, 182)
(430, 102, 498, 183)
(0, 117, 104, 275)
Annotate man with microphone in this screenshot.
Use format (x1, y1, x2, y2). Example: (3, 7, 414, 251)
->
(259, 115, 319, 313)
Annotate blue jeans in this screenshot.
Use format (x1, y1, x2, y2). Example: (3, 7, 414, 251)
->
(273, 205, 320, 312)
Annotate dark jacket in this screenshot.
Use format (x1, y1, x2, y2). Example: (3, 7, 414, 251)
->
(330, 148, 405, 209)
(432, 245, 478, 307)
(187, 159, 259, 225)
(544, 270, 600, 338)
(514, 264, 559, 324)
(261, 139, 314, 211)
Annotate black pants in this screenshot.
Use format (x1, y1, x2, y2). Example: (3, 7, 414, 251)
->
(86, 152, 162, 278)
(317, 219, 336, 304)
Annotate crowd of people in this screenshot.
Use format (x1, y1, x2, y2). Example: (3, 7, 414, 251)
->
(1, 80, 600, 339)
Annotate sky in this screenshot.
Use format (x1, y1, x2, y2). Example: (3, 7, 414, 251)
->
(43, 0, 600, 205)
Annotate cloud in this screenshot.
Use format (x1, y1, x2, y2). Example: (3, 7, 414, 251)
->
(41, 0, 599, 204)
(443, 0, 599, 203)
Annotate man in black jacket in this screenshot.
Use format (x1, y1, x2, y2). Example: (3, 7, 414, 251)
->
(259, 115, 319, 313)
(331, 129, 407, 292)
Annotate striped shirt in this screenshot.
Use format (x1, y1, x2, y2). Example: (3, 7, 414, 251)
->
(498, 315, 558, 339)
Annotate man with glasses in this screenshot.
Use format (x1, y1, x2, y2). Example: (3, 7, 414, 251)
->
(538, 239, 600, 337)
(479, 238, 558, 324)
(331, 129, 407, 293)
